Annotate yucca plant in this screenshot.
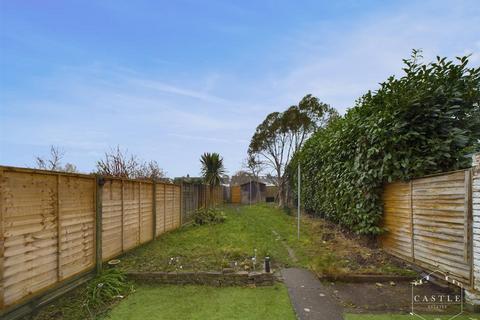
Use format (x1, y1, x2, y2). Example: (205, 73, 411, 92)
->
(200, 152, 225, 207)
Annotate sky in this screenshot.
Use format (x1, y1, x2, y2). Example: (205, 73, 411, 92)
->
(0, 0, 479, 177)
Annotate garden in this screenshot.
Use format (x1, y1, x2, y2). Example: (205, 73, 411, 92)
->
(28, 203, 464, 320)
(10, 52, 480, 320)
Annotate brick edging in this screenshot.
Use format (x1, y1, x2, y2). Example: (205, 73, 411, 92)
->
(126, 271, 276, 286)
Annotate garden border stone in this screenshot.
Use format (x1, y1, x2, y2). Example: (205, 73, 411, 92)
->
(126, 270, 276, 286)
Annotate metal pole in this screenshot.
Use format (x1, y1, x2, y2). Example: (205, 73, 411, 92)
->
(249, 178, 252, 206)
(297, 163, 300, 240)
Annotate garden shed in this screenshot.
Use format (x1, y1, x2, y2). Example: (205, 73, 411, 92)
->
(239, 180, 266, 204)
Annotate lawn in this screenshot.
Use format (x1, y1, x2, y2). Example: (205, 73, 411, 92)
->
(103, 284, 296, 320)
(345, 314, 479, 320)
(118, 204, 412, 276)
(28, 204, 415, 320)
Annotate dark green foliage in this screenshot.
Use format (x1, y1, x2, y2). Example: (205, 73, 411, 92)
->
(85, 269, 131, 309)
(200, 152, 225, 187)
(192, 207, 227, 225)
(291, 51, 480, 235)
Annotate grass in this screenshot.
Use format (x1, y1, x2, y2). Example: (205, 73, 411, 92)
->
(102, 284, 296, 320)
(119, 204, 304, 272)
(118, 204, 414, 276)
(345, 314, 479, 320)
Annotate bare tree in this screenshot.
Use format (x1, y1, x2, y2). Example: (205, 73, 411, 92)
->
(96, 146, 166, 180)
(35, 145, 78, 172)
(136, 160, 166, 180)
(243, 154, 265, 202)
(36, 146, 64, 170)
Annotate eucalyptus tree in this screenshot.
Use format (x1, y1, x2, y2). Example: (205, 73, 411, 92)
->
(248, 94, 338, 207)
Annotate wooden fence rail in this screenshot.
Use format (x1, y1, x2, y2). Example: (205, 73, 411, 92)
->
(0, 166, 228, 318)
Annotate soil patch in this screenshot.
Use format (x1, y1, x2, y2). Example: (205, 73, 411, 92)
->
(324, 280, 462, 315)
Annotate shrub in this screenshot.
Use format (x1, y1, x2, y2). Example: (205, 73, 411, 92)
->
(85, 269, 131, 309)
(192, 207, 226, 225)
(290, 51, 480, 235)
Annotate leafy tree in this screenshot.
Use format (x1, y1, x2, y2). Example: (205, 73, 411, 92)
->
(248, 94, 338, 206)
(200, 152, 226, 207)
(292, 51, 480, 235)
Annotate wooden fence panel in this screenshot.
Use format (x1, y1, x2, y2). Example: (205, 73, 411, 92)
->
(231, 186, 241, 204)
(412, 170, 471, 284)
(174, 186, 181, 228)
(382, 169, 472, 287)
(101, 180, 122, 260)
(155, 183, 165, 236)
(140, 183, 153, 244)
(165, 185, 175, 231)
(121, 181, 140, 251)
(1, 171, 58, 307)
(381, 181, 413, 261)
(58, 176, 95, 280)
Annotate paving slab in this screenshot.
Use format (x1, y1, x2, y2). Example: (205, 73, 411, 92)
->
(282, 268, 343, 320)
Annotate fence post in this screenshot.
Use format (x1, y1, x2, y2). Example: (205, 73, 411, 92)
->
(0, 168, 4, 310)
(466, 153, 480, 311)
(121, 179, 124, 253)
(95, 176, 105, 274)
(56, 174, 61, 281)
(179, 183, 182, 224)
(163, 184, 166, 233)
(138, 182, 141, 245)
(152, 181, 157, 239)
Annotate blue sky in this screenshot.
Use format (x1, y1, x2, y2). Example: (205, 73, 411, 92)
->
(1, 0, 479, 177)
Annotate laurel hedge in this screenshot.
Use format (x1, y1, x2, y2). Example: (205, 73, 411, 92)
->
(290, 52, 480, 235)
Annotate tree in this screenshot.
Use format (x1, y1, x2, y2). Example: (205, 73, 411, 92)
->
(242, 154, 265, 202)
(200, 152, 226, 207)
(35, 145, 78, 173)
(96, 146, 166, 180)
(293, 51, 480, 235)
(248, 94, 338, 207)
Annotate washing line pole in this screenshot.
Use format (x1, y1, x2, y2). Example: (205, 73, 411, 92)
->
(249, 178, 252, 206)
(297, 163, 301, 240)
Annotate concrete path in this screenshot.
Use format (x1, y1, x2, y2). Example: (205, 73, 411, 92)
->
(282, 268, 343, 320)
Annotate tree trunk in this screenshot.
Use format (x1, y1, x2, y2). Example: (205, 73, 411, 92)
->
(277, 176, 286, 208)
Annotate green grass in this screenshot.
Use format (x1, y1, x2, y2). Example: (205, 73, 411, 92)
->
(119, 204, 310, 272)
(118, 204, 413, 276)
(345, 314, 479, 320)
(103, 284, 296, 320)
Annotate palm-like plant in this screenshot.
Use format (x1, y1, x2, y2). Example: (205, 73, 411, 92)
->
(200, 152, 225, 207)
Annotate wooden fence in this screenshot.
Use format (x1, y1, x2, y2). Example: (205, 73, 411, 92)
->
(181, 183, 224, 222)
(0, 166, 182, 317)
(381, 168, 473, 287)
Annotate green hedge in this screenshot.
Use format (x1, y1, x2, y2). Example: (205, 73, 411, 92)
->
(290, 52, 480, 235)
